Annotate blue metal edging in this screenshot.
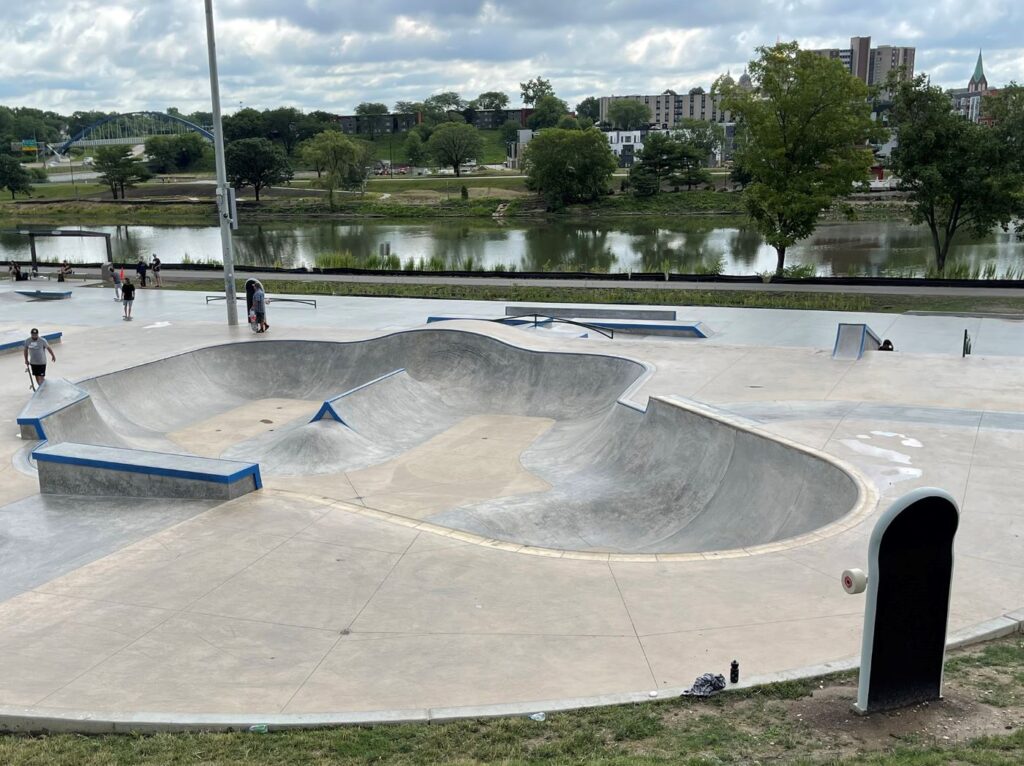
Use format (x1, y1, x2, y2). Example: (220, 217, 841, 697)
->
(310, 369, 406, 425)
(32, 447, 262, 487)
(0, 331, 62, 354)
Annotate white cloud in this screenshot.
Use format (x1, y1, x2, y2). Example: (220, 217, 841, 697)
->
(0, 0, 1020, 114)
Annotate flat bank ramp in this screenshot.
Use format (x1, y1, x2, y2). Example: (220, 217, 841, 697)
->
(833, 323, 881, 360)
(430, 398, 860, 554)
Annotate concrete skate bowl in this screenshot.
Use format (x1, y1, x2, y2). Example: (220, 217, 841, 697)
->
(25, 329, 872, 555)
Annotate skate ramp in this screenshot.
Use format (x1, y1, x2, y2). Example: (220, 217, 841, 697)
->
(18, 328, 872, 554)
(833, 323, 881, 360)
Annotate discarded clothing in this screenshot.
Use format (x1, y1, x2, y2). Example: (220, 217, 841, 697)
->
(680, 673, 727, 697)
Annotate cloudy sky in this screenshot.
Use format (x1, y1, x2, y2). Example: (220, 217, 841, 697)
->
(1, 0, 1021, 115)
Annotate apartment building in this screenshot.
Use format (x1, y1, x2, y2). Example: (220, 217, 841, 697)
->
(597, 87, 735, 130)
(810, 36, 915, 86)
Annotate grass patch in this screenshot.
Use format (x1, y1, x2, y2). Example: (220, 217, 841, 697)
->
(362, 128, 508, 166)
(154, 277, 1024, 317)
(366, 176, 529, 193)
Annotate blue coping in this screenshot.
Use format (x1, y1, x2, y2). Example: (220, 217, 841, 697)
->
(32, 443, 262, 489)
(16, 380, 87, 442)
(310, 368, 407, 425)
(0, 331, 62, 354)
(14, 290, 73, 299)
(833, 323, 881, 359)
(426, 316, 554, 327)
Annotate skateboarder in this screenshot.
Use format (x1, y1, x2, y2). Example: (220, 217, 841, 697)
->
(122, 278, 136, 320)
(245, 278, 268, 333)
(106, 262, 122, 300)
(23, 328, 56, 387)
(150, 254, 162, 287)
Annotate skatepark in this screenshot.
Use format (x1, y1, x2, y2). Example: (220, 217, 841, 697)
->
(1, 280, 1023, 731)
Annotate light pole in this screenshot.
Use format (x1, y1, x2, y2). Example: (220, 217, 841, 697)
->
(204, 0, 238, 325)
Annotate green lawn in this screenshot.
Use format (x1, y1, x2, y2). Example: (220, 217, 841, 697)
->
(366, 176, 528, 193)
(2, 636, 1023, 765)
(362, 128, 509, 166)
(156, 278, 1024, 316)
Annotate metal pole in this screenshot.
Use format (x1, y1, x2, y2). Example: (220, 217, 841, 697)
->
(204, 0, 238, 325)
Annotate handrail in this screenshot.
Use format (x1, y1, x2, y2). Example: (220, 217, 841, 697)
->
(497, 313, 615, 339)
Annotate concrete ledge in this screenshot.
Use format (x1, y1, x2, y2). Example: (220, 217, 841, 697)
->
(311, 368, 407, 425)
(0, 330, 62, 356)
(33, 442, 262, 500)
(14, 290, 72, 300)
(16, 376, 86, 440)
(506, 306, 678, 321)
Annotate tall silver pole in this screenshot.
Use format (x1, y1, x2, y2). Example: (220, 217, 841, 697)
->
(204, 0, 238, 325)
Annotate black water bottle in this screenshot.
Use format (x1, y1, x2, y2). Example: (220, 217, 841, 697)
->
(730, 660, 739, 684)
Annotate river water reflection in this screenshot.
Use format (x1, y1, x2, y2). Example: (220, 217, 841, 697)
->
(2, 219, 1021, 276)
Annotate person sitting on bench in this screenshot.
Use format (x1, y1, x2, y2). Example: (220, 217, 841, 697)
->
(8, 261, 23, 281)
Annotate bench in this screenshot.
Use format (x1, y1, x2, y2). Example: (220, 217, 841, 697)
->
(33, 442, 262, 500)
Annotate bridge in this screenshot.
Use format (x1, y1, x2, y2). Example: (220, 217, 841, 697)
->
(58, 112, 214, 154)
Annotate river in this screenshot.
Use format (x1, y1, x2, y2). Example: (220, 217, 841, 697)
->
(2, 220, 1022, 277)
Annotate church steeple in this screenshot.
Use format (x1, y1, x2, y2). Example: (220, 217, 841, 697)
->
(968, 50, 988, 93)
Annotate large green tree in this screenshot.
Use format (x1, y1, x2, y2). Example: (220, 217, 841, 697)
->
(470, 91, 509, 110)
(527, 94, 569, 130)
(225, 137, 292, 201)
(607, 99, 651, 130)
(630, 132, 710, 194)
(519, 77, 554, 106)
(94, 145, 151, 199)
(888, 78, 1024, 271)
(222, 107, 265, 142)
(427, 122, 483, 177)
(0, 154, 32, 199)
(720, 42, 882, 275)
(523, 128, 618, 209)
(403, 131, 429, 166)
(144, 133, 208, 173)
(301, 131, 370, 207)
(576, 96, 601, 123)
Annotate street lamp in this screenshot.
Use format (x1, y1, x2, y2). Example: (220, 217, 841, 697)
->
(204, 0, 239, 326)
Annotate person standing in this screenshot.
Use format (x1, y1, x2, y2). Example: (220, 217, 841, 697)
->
(136, 258, 147, 287)
(107, 262, 122, 300)
(122, 278, 136, 320)
(23, 328, 56, 387)
(252, 282, 268, 333)
(150, 253, 162, 287)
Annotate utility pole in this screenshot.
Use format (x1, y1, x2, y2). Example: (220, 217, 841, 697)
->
(204, 0, 238, 325)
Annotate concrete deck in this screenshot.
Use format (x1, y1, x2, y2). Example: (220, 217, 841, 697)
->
(0, 280, 1022, 730)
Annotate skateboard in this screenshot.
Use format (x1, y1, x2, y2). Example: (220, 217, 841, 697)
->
(26, 366, 36, 392)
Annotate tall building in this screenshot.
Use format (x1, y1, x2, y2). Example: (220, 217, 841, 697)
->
(598, 75, 746, 130)
(810, 36, 915, 86)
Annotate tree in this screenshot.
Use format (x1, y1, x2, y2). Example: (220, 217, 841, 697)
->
(719, 42, 882, 275)
(0, 154, 32, 200)
(630, 133, 710, 192)
(471, 91, 509, 110)
(520, 77, 554, 106)
(576, 96, 601, 123)
(523, 128, 618, 209)
(354, 102, 389, 141)
(674, 118, 724, 163)
(94, 145, 151, 199)
(427, 122, 483, 176)
(222, 107, 265, 142)
(888, 78, 1024, 271)
(225, 137, 292, 201)
(145, 133, 208, 173)
(301, 131, 370, 207)
(557, 115, 581, 130)
(403, 131, 429, 166)
(527, 94, 569, 130)
(500, 119, 521, 144)
(424, 92, 465, 112)
(608, 100, 651, 130)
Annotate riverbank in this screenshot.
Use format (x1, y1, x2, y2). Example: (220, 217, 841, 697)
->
(0, 185, 911, 227)
(3, 633, 1022, 765)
